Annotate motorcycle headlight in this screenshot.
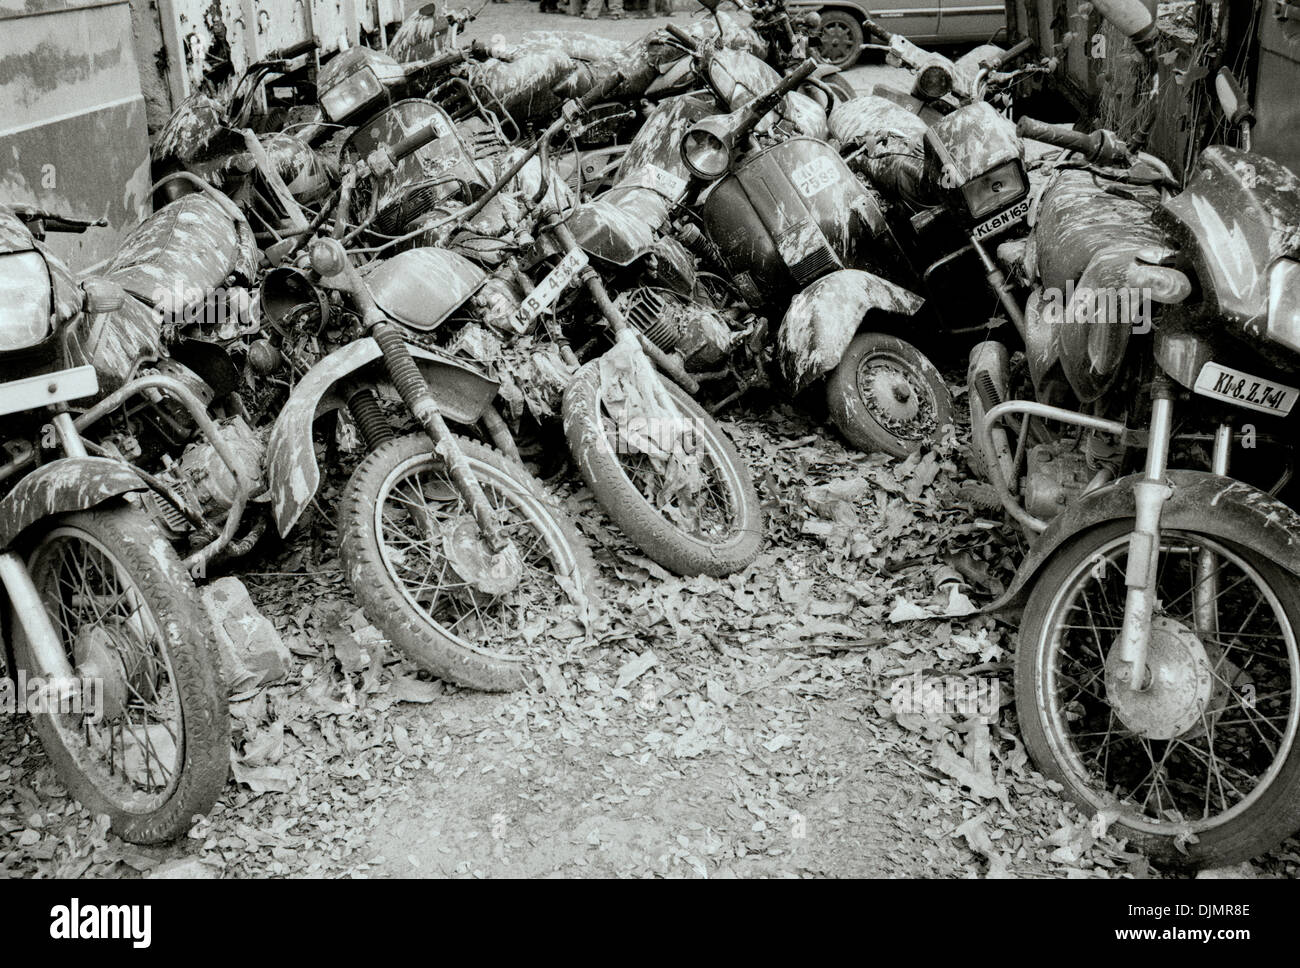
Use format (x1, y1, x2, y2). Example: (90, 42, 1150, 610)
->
(1267, 258, 1300, 353)
(913, 64, 953, 101)
(682, 121, 731, 180)
(0, 251, 53, 352)
(320, 66, 385, 123)
(960, 160, 1027, 220)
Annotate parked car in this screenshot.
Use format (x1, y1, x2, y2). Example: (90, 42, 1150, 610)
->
(792, 0, 1007, 67)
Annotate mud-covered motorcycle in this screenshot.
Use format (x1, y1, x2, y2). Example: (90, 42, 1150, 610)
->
(0, 204, 228, 842)
(968, 45, 1300, 866)
(262, 121, 600, 691)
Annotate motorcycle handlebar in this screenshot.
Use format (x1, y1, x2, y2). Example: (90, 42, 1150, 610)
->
(860, 15, 892, 43)
(990, 37, 1033, 68)
(664, 22, 697, 50)
(1016, 116, 1101, 156)
(579, 68, 626, 109)
(390, 121, 444, 162)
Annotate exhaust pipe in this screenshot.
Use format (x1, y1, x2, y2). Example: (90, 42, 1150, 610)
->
(967, 341, 1016, 488)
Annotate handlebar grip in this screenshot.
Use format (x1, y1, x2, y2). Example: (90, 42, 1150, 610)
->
(1214, 67, 1254, 126)
(274, 39, 316, 60)
(860, 15, 892, 43)
(992, 37, 1034, 68)
(664, 22, 696, 49)
(390, 121, 442, 162)
(579, 68, 625, 109)
(1016, 116, 1097, 155)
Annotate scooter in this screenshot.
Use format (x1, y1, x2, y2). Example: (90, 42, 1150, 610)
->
(0, 204, 228, 843)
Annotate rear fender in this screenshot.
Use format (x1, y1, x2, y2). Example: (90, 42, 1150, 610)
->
(0, 458, 145, 550)
(986, 470, 1300, 612)
(266, 339, 498, 536)
(777, 269, 923, 390)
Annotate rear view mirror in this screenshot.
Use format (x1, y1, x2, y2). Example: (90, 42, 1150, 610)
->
(697, 0, 720, 10)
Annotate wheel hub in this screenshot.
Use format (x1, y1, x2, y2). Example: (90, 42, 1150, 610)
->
(1104, 615, 1216, 740)
(440, 516, 522, 596)
(864, 363, 922, 426)
(821, 23, 853, 60)
(72, 626, 130, 722)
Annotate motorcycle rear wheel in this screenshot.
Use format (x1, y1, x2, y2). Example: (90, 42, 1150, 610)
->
(11, 507, 229, 844)
(562, 360, 762, 577)
(1017, 520, 1300, 868)
(338, 433, 600, 692)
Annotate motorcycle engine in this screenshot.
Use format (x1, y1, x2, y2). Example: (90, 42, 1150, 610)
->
(615, 287, 739, 371)
(145, 416, 266, 535)
(1021, 435, 1117, 521)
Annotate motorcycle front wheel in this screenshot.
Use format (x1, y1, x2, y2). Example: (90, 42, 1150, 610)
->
(825, 332, 953, 459)
(11, 507, 229, 844)
(1017, 520, 1300, 868)
(339, 434, 600, 692)
(562, 360, 762, 577)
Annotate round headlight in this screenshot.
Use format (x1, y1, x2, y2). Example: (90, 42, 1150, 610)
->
(682, 127, 731, 180)
(915, 64, 953, 101)
(309, 238, 349, 278)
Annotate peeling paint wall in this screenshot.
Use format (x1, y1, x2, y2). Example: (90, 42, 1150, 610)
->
(0, 0, 152, 270)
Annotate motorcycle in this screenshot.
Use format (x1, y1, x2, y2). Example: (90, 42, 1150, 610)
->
(260, 121, 601, 691)
(404, 74, 765, 577)
(968, 21, 1300, 865)
(0, 204, 228, 843)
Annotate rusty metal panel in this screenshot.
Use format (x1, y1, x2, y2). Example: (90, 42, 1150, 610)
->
(1253, 8, 1300, 177)
(0, 0, 151, 271)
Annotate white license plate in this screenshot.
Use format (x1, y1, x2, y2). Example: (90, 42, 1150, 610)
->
(1193, 361, 1298, 416)
(627, 164, 687, 199)
(512, 249, 589, 329)
(0, 365, 98, 418)
(791, 156, 839, 197)
(972, 199, 1030, 241)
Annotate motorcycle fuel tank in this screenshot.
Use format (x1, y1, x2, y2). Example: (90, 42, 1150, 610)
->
(1158, 146, 1300, 335)
(364, 247, 488, 332)
(701, 137, 887, 306)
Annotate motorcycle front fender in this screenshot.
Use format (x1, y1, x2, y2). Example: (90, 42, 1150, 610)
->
(986, 470, 1300, 613)
(266, 339, 499, 536)
(0, 457, 146, 550)
(777, 269, 923, 391)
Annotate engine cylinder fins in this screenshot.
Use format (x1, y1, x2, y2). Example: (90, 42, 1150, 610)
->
(623, 288, 683, 355)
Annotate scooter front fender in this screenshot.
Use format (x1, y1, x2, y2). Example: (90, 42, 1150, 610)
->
(986, 470, 1300, 612)
(266, 339, 499, 536)
(0, 457, 146, 550)
(777, 269, 923, 391)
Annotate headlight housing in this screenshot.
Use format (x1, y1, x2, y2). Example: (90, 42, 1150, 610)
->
(0, 251, 53, 352)
(960, 160, 1027, 219)
(1267, 258, 1300, 353)
(320, 66, 385, 124)
(681, 120, 732, 180)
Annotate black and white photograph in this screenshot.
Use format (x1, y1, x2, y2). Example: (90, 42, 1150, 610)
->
(0, 0, 1294, 936)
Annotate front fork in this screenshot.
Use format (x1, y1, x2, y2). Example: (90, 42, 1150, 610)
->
(370, 321, 511, 556)
(1118, 382, 1176, 689)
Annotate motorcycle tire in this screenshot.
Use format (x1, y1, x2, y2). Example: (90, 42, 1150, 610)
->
(11, 507, 229, 844)
(562, 360, 762, 577)
(1016, 520, 1300, 869)
(826, 332, 953, 459)
(339, 433, 600, 692)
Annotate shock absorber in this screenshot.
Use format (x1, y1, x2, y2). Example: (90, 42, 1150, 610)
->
(343, 384, 394, 451)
